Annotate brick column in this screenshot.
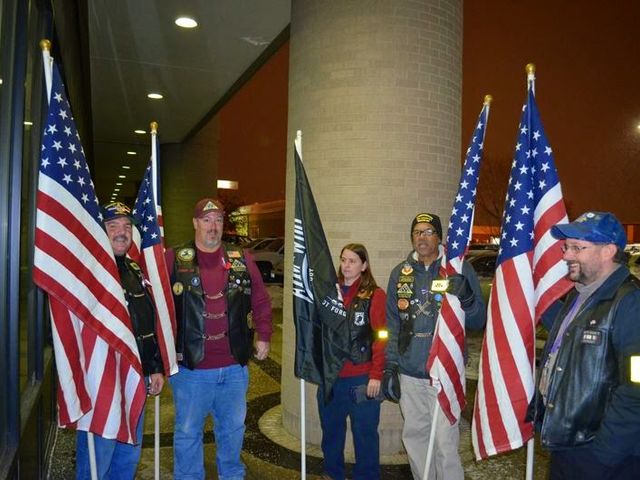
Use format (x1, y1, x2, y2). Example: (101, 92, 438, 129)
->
(280, 0, 463, 457)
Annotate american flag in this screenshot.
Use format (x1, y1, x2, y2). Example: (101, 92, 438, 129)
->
(32, 61, 146, 443)
(472, 84, 572, 459)
(130, 150, 178, 376)
(426, 99, 490, 424)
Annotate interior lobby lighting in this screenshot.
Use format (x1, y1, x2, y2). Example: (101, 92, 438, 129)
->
(24, 121, 33, 126)
(115, 182, 123, 186)
(175, 16, 198, 28)
(113, 188, 120, 193)
(134, 129, 146, 134)
(126, 151, 137, 155)
(118, 175, 126, 179)
(217, 179, 239, 190)
(122, 165, 131, 170)
(147, 93, 163, 100)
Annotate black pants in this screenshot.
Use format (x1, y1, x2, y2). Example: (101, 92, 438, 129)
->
(550, 448, 636, 480)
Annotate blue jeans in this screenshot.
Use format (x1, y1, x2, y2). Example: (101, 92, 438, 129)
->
(75, 409, 144, 480)
(170, 364, 249, 480)
(317, 375, 381, 480)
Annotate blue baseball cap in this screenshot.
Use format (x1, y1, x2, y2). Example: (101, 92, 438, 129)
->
(101, 201, 138, 224)
(551, 211, 626, 250)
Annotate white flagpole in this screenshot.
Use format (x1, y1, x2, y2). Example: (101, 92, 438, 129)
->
(295, 129, 307, 479)
(150, 121, 161, 480)
(423, 386, 440, 480)
(525, 63, 536, 480)
(42, 38, 99, 480)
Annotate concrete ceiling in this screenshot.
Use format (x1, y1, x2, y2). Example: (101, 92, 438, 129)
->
(88, 0, 290, 203)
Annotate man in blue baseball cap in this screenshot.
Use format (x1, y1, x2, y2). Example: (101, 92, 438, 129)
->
(530, 211, 640, 479)
(75, 201, 166, 479)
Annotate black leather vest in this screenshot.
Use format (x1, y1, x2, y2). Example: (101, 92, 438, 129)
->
(117, 256, 163, 376)
(536, 274, 639, 448)
(172, 242, 253, 369)
(347, 294, 373, 364)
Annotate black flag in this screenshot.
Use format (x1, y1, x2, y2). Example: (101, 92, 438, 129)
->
(292, 138, 350, 399)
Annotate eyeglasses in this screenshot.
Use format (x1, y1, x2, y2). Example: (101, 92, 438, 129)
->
(412, 228, 436, 237)
(560, 244, 591, 254)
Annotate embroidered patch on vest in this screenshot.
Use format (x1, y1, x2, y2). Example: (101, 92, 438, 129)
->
(231, 259, 247, 271)
(177, 248, 195, 262)
(582, 330, 602, 345)
(228, 251, 241, 258)
(172, 282, 184, 295)
(354, 312, 365, 326)
(401, 265, 413, 275)
(397, 283, 413, 298)
(397, 298, 409, 310)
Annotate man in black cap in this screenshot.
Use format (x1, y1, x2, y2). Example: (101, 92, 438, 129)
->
(530, 211, 640, 479)
(382, 212, 485, 480)
(75, 201, 165, 479)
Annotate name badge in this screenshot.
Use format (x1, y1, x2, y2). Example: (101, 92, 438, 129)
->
(582, 330, 602, 345)
(431, 279, 449, 292)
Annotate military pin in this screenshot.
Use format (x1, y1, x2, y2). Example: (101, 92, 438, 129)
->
(172, 282, 184, 296)
(191, 277, 201, 287)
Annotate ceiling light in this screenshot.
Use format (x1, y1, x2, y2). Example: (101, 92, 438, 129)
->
(126, 151, 137, 155)
(113, 189, 120, 192)
(24, 121, 33, 126)
(217, 179, 239, 190)
(115, 182, 123, 186)
(134, 129, 146, 134)
(118, 175, 126, 179)
(122, 165, 131, 170)
(147, 93, 163, 100)
(175, 16, 197, 28)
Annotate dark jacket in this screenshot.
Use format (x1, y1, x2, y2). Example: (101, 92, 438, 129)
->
(117, 256, 164, 376)
(531, 266, 640, 466)
(171, 241, 254, 368)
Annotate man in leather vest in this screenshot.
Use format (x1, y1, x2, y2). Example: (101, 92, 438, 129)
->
(381, 213, 486, 480)
(531, 212, 640, 479)
(75, 201, 165, 480)
(167, 198, 272, 480)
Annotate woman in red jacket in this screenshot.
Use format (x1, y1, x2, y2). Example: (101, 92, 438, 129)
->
(318, 243, 387, 480)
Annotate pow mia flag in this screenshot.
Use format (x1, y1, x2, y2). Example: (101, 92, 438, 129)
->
(292, 136, 350, 400)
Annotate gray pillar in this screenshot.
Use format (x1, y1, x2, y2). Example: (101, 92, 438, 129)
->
(281, 0, 463, 457)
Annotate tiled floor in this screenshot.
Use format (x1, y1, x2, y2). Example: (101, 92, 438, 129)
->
(48, 286, 550, 479)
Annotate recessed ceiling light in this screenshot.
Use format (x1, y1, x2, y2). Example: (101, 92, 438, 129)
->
(126, 151, 137, 155)
(24, 121, 33, 126)
(116, 182, 123, 186)
(147, 93, 163, 100)
(134, 129, 146, 135)
(113, 189, 120, 193)
(118, 175, 126, 179)
(175, 16, 197, 28)
(122, 165, 131, 170)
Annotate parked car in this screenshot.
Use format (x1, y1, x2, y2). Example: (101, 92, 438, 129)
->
(466, 249, 497, 304)
(249, 237, 284, 283)
(629, 252, 640, 279)
(222, 232, 253, 246)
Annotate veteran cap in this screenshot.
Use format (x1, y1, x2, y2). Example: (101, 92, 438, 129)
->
(101, 201, 137, 224)
(410, 212, 442, 239)
(193, 198, 225, 218)
(551, 211, 626, 250)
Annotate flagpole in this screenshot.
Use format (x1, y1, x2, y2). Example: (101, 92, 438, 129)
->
(294, 129, 307, 480)
(525, 63, 536, 480)
(40, 39, 53, 102)
(149, 121, 161, 480)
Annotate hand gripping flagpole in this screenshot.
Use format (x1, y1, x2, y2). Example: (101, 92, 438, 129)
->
(150, 121, 161, 480)
(525, 63, 536, 480)
(41, 38, 99, 480)
(295, 129, 307, 480)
